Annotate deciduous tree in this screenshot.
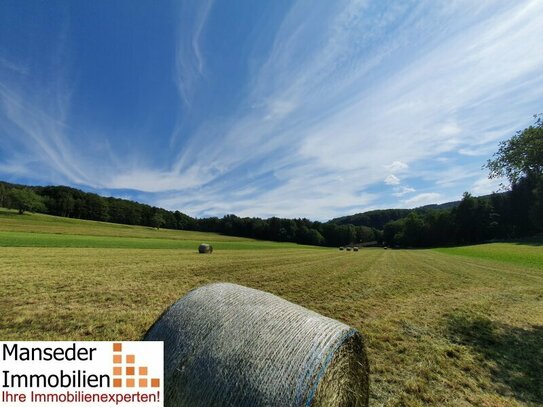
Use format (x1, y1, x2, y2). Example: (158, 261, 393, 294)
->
(152, 213, 166, 230)
(486, 114, 543, 186)
(8, 188, 46, 214)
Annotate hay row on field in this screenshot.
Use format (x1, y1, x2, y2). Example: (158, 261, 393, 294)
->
(144, 283, 369, 407)
(339, 246, 359, 251)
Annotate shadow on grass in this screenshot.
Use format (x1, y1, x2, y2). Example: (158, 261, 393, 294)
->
(447, 314, 543, 404)
(0, 209, 32, 217)
(0, 209, 17, 216)
(512, 236, 543, 246)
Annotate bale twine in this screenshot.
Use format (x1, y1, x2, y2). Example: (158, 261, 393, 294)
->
(144, 283, 369, 407)
(198, 243, 213, 254)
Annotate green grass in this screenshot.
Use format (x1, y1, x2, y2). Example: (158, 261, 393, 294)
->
(0, 231, 308, 250)
(1, 210, 542, 406)
(0, 209, 311, 250)
(0, 209, 257, 241)
(435, 242, 543, 270)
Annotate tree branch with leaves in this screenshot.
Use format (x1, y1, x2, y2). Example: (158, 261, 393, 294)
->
(485, 114, 543, 187)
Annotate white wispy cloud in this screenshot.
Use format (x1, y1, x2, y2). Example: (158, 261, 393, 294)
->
(384, 174, 400, 185)
(403, 192, 442, 208)
(393, 186, 416, 197)
(156, 170, 378, 220)
(470, 176, 504, 195)
(385, 161, 408, 173)
(0, 79, 92, 186)
(65, 0, 543, 218)
(0, 56, 29, 75)
(175, 0, 214, 107)
(107, 168, 211, 193)
(458, 144, 498, 157)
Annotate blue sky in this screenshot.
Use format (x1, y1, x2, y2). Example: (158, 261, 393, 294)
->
(1, 0, 542, 220)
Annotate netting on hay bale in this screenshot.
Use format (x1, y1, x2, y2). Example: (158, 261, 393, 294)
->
(198, 243, 213, 253)
(144, 283, 369, 407)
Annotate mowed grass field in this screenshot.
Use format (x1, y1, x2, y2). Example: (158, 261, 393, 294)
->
(1, 209, 542, 406)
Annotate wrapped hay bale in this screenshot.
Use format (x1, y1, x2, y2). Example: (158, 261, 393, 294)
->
(144, 283, 369, 407)
(198, 243, 213, 253)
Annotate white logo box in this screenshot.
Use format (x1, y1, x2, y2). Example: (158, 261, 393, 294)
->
(0, 341, 163, 407)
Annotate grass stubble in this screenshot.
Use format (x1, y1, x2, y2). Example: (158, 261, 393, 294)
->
(0, 210, 542, 406)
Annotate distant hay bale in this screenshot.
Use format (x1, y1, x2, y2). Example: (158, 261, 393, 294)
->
(346, 247, 352, 251)
(353, 247, 359, 252)
(198, 243, 213, 254)
(339, 246, 344, 251)
(144, 283, 369, 407)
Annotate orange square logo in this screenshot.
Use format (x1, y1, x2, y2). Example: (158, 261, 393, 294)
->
(107, 341, 162, 392)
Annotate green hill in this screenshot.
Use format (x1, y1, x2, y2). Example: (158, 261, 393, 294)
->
(0, 209, 310, 250)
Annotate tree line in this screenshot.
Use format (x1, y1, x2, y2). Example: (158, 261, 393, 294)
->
(0, 182, 381, 247)
(384, 115, 543, 247)
(383, 179, 542, 247)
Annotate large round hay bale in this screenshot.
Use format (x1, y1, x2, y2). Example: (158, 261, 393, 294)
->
(144, 283, 369, 407)
(353, 247, 359, 252)
(198, 243, 213, 253)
